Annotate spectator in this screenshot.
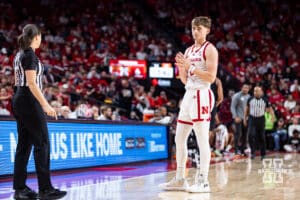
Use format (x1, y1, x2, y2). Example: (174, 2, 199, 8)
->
(0, 87, 12, 113)
(60, 106, 76, 119)
(146, 91, 156, 109)
(210, 115, 232, 156)
(0, 102, 10, 116)
(290, 104, 300, 119)
(87, 67, 100, 80)
(265, 106, 277, 134)
(284, 94, 297, 111)
(283, 67, 295, 81)
(75, 101, 93, 119)
(112, 108, 122, 121)
(271, 118, 288, 151)
(226, 38, 239, 50)
(148, 109, 162, 123)
(155, 91, 168, 107)
(284, 130, 300, 152)
(291, 83, 300, 102)
(134, 86, 150, 116)
(129, 110, 141, 121)
(216, 39, 227, 51)
(44, 87, 55, 102)
(106, 81, 117, 103)
(136, 47, 147, 60)
(92, 105, 100, 120)
(268, 88, 284, 105)
(157, 106, 171, 124)
(264, 106, 277, 149)
(278, 79, 290, 96)
(166, 99, 179, 115)
(98, 105, 113, 120)
(117, 78, 134, 116)
(290, 80, 300, 93)
(288, 118, 300, 137)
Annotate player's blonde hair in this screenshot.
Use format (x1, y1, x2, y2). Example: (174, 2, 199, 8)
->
(192, 16, 211, 29)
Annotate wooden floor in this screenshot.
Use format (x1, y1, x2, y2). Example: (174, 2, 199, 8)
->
(1, 153, 299, 200)
(62, 153, 300, 200)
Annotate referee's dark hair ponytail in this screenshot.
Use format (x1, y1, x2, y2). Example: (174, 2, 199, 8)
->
(18, 24, 41, 49)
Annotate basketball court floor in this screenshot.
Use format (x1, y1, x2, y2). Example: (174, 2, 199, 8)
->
(0, 153, 299, 200)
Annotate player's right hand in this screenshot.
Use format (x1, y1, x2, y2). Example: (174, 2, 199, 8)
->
(175, 52, 191, 71)
(175, 52, 184, 68)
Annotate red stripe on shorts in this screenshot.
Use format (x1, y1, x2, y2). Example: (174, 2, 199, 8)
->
(192, 90, 205, 122)
(177, 119, 193, 125)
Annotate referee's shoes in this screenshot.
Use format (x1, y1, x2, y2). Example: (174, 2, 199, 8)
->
(38, 187, 67, 200)
(14, 185, 38, 199)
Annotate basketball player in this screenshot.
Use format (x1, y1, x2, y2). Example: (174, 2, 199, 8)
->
(159, 16, 218, 193)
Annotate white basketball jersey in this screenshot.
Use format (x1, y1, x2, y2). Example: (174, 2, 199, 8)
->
(184, 41, 211, 90)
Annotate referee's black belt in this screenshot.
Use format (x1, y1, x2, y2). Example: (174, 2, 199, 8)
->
(249, 115, 265, 119)
(14, 86, 31, 93)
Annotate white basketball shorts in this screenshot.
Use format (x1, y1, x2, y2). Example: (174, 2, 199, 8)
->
(177, 88, 215, 125)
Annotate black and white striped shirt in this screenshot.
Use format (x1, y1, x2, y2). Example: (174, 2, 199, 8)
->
(247, 96, 269, 118)
(13, 47, 44, 90)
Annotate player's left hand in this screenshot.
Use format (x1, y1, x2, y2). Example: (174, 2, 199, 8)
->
(175, 52, 191, 71)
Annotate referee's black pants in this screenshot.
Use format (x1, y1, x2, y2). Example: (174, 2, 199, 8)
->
(12, 87, 52, 190)
(248, 116, 266, 157)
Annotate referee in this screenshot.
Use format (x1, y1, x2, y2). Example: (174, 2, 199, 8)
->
(244, 86, 269, 160)
(12, 24, 66, 199)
